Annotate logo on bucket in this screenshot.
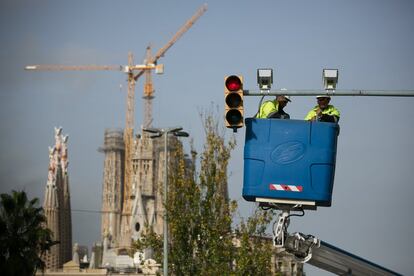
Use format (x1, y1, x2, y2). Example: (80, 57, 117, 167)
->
(271, 141, 306, 165)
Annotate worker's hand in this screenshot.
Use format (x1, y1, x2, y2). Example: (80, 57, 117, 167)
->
(316, 108, 322, 116)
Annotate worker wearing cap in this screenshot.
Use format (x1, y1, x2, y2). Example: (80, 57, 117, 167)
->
(305, 95, 340, 123)
(256, 95, 291, 119)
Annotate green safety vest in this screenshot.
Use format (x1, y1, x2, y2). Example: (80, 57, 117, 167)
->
(304, 105, 340, 121)
(257, 100, 280, 118)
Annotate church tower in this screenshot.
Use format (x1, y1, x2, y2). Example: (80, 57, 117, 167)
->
(43, 127, 73, 270)
(99, 128, 125, 247)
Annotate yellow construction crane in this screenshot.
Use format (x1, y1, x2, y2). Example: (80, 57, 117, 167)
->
(25, 3, 207, 244)
(141, 3, 207, 128)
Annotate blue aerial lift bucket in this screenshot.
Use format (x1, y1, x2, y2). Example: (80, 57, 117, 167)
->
(242, 118, 339, 207)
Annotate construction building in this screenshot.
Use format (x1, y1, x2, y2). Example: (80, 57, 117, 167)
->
(100, 130, 189, 251)
(43, 127, 73, 270)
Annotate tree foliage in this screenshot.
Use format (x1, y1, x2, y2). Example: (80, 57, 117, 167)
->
(134, 112, 276, 275)
(0, 190, 57, 276)
(233, 208, 276, 275)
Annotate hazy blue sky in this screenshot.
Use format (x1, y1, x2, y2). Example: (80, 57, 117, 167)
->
(1, 1, 413, 275)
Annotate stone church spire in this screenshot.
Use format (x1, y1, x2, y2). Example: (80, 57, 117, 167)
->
(43, 127, 73, 270)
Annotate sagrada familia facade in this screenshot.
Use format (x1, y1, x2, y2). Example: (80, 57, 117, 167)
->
(42, 127, 72, 270)
(99, 129, 185, 250)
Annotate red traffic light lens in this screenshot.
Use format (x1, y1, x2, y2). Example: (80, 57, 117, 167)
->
(225, 75, 242, 91)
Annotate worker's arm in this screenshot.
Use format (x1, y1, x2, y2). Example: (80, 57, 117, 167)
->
(320, 106, 340, 122)
(257, 101, 277, 118)
(305, 108, 317, 121)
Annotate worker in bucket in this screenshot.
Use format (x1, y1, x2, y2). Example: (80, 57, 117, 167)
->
(256, 95, 291, 119)
(305, 95, 340, 123)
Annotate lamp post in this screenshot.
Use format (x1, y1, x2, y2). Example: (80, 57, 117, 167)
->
(143, 126, 189, 276)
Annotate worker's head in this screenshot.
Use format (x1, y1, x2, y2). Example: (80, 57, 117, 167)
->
(276, 95, 291, 108)
(316, 95, 331, 109)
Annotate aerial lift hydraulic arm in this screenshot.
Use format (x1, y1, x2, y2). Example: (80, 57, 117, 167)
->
(269, 205, 402, 276)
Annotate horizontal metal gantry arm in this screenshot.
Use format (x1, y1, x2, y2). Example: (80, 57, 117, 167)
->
(244, 89, 414, 97)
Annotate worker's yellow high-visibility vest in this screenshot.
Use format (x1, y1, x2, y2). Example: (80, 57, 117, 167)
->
(305, 105, 340, 121)
(257, 100, 280, 118)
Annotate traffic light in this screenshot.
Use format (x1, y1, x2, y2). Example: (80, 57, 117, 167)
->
(224, 75, 244, 131)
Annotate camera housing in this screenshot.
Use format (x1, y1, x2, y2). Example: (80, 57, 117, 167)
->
(257, 68, 273, 90)
(322, 69, 338, 90)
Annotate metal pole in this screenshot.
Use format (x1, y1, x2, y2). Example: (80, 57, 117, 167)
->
(142, 126, 183, 276)
(163, 130, 168, 276)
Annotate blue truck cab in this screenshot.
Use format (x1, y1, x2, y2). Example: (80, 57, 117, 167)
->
(243, 118, 339, 208)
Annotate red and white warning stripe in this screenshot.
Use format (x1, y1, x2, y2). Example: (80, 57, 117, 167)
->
(269, 184, 303, 192)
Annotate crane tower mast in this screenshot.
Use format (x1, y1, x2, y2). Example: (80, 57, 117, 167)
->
(143, 46, 155, 128)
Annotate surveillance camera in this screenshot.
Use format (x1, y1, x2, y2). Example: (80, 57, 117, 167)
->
(322, 69, 338, 90)
(257, 68, 273, 90)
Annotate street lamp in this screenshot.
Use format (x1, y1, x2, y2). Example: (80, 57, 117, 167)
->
(142, 126, 189, 276)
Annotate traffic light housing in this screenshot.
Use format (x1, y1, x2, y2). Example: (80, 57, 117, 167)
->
(224, 75, 244, 131)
